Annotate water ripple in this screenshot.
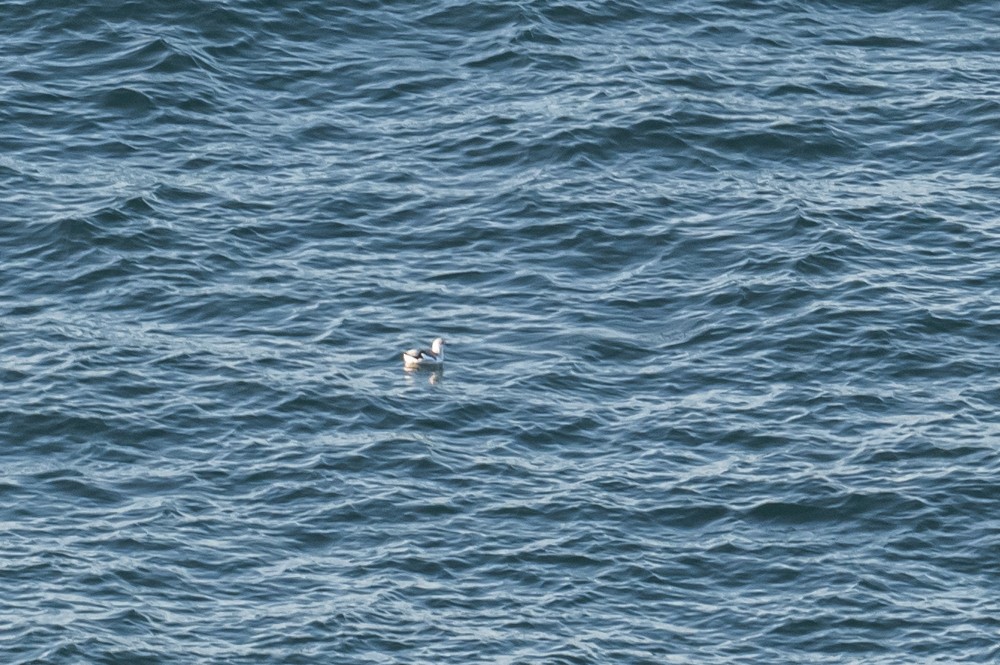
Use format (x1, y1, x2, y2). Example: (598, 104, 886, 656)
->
(3, 0, 1000, 662)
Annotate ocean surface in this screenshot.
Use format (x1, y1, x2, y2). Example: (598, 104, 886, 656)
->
(2, 0, 999, 662)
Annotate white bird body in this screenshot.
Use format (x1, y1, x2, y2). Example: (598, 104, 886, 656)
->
(402, 337, 445, 368)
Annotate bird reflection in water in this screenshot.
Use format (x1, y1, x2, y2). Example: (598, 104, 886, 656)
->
(404, 365, 443, 385)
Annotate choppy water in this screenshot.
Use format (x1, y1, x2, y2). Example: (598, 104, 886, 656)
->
(3, 1, 999, 662)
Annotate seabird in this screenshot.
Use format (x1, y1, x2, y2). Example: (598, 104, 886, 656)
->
(402, 337, 445, 368)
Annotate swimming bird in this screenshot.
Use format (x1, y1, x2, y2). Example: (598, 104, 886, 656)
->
(402, 337, 445, 368)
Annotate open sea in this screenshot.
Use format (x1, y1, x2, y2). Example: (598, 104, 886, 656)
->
(2, 0, 999, 662)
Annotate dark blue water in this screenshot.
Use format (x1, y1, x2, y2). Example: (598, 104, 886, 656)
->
(3, 1, 999, 662)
